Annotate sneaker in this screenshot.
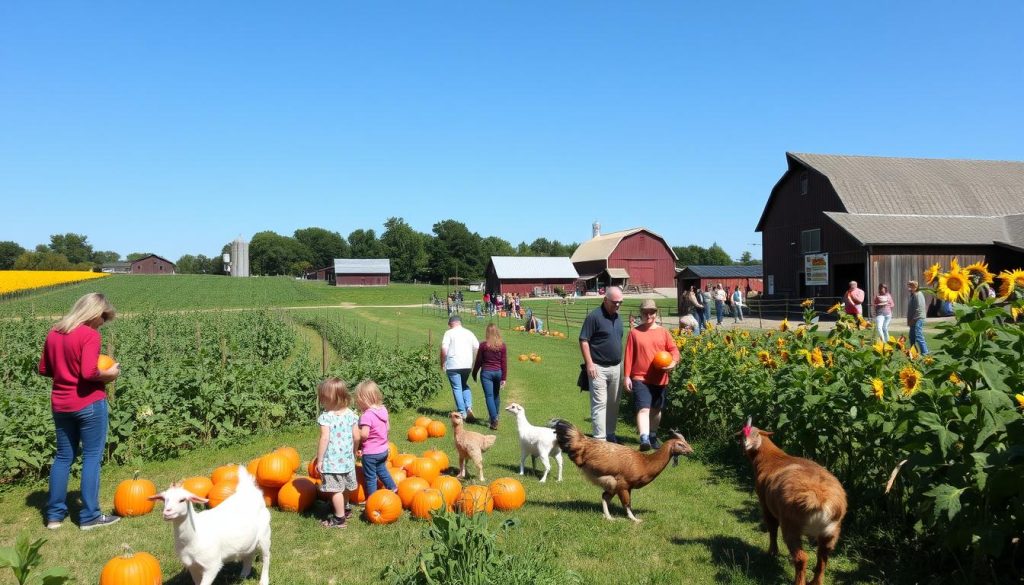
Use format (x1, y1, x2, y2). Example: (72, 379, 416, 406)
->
(80, 514, 121, 531)
(321, 515, 347, 529)
(649, 436, 662, 450)
(46, 521, 62, 530)
(489, 420, 499, 431)
(639, 441, 652, 452)
(466, 408, 477, 423)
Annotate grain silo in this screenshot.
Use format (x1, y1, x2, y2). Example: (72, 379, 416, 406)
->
(229, 237, 250, 277)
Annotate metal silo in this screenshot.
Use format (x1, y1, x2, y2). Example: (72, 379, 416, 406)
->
(230, 237, 250, 277)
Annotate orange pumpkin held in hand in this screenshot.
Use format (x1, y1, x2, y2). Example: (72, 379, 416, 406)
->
(365, 489, 403, 524)
(97, 354, 116, 371)
(652, 350, 673, 369)
(408, 426, 428, 443)
(113, 471, 156, 517)
(100, 545, 161, 585)
(307, 459, 321, 480)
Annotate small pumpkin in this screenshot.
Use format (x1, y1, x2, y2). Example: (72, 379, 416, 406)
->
(518, 354, 529, 361)
(391, 453, 417, 470)
(274, 446, 302, 472)
(388, 441, 399, 463)
(404, 457, 441, 485)
(278, 477, 317, 513)
(457, 485, 493, 516)
(100, 544, 162, 585)
(113, 470, 156, 517)
(97, 354, 116, 371)
(246, 457, 262, 476)
(307, 459, 321, 480)
(652, 350, 673, 369)
(422, 449, 450, 471)
(397, 477, 431, 509)
(365, 489, 403, 524)
(207, 481, 236, 508)
(256, 452, 293, 488)
(414, 416, 433, 428)
(426, 420, 446, 438)
(407, 426, 428, 443)
(530, 355, 542, 363)
(182, 476, 213, 499)
(410, 488, 445, 520)
(261, 485, 280, 507)
(489, 477, 526, 511)
(211, 464, 239, 487)
(431, 475, 463, 510)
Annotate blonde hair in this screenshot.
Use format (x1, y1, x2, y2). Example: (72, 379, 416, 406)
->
(354, 380, 385, 410)
(55, 293, 115, 333)
(317, 377, 350, 411)
(484, 323, 504, 350)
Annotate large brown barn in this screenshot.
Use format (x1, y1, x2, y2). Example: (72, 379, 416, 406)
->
(756, 152, 1024, 317)
(571, 227, 678, 291)
(484, 256, 579, 297)
(333, 258, 390, 286)
(130, 254, 176, 275)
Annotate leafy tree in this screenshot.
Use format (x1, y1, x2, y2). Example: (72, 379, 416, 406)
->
(294, 227, 349, 269)
(249, 231, 311, 276)
(381, 217, 429, 282)
(91, 250, 121, 265)
(348, 229, 384, 259)
(176, 254, 205, 274)
(738, 251, 762, 265)
(13, 251, 75, 270)
(47, 233, 93, 264)
(478, 235, 514, 268)
(126, 252, 154, 261)
(705, 242, 733, 265)
(672, 243, 733, 266)
(428, 220, 482, 281)
(0, 241, 26, 269)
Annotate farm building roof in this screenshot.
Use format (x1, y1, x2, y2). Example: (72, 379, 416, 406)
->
(333, 258, 391, 274)
(606, 267, 630, 279)
(570, 228, 678, 263)
(489, 256, 579, 280)
(130, 254, 175, 266)
(676, 265, 763, 279)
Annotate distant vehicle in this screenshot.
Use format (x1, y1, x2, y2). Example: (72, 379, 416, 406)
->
(469, 282, 484, 292)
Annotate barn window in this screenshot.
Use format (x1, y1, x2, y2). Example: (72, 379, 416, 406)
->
(801, 229, 821, 253)
(800, 172, 809, 195)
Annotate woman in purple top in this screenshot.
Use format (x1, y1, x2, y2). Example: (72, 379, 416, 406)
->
(872, 283, 895, 342)
(354, 380, 396, 498)
(472, 323, 507, 430)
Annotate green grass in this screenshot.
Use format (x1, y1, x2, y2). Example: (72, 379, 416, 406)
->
(0, 283, 885, 585)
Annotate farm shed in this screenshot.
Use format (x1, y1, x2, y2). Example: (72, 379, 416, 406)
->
(755, 152, 1024, 317)
(130, 254, 176, 275)
(305, 265, 334, 281)
(101, 262, 131, 274)
(675, 265, 763, 302)
(484, 256, 579, 296)
(571, 226, 677, 290)
(334, 258, 390, 286)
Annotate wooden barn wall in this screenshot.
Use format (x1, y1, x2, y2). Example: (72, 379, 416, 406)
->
(131, 257, 175, 275)
(760, 166, 864, 298)
(868, 247, 988, 318)
(335, 274, 389, 286)
(607, 232, 677, 287)
(495, 278, 577, 296)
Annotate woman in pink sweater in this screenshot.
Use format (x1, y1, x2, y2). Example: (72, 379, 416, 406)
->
(38, 293, 121, 530)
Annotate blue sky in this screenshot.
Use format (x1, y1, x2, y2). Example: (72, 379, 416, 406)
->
(2, 2, 1022, 262)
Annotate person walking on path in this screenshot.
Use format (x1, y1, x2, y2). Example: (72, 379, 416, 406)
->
(579, 286, 624, 442)
(844, 280, 865, 316)
(440, 314, 480, 420)
(38, 292, 122, 530)
(472, 323, 507, 430)
(713, 284, 727, 325)
(872, 283, 895, 342)
(687, 285, 705, 334)
(731, 286, 744, 323)
(624, 300, 680, 451)
(906, 280, 929, 355)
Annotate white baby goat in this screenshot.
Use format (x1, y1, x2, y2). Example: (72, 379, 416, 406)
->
(150, 465, 271, 585)
(505, 402, 563, 482)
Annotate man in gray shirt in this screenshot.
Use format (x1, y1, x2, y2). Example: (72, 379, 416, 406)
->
(579, 286, 624, 442)
(906, 280, 929, 355)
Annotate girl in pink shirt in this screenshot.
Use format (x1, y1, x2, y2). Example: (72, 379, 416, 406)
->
(355, 380, 397, 498)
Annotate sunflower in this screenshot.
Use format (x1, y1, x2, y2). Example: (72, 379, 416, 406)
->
(948, 372, 962, 385)
(724, 334, 733, 346)
(964, 261, 995, 284)
(826, 302, 842, 314)
(776, 337, 786, 349)
(923, 262, 941, 285)
(998, 269, 1024, 298)
(923, 355, 934, 366)
(807, 347, 825, 368)
(896, 336, 907, 351)
(1012, 306, 1021, 322)
(779, 350, 790, 362)
(801, 298, 814, 309)
(779, 318, 789, 332)
(1016, 393, 1024, 409)
(937, 264, 971, 303)
(686, 382, 697, 394)
(871, 378, 885, 400)
(908, 345, 920, 361)
(740, 330, 750, 339)
(856, 315, 870, 330)
(795, 326, 806, 339)
(873, 340, 893, 355)
(899, 366, 922, 396)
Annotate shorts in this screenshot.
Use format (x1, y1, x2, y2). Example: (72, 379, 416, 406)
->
(320, 470, 358, 493)
(632, 379, 667, 410)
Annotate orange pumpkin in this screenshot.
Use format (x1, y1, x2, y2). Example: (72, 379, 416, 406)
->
(182, 476, 213, 499)
(414, 416, 433, 428)
(207, 481, 236, 508)
(113, 471, 156, 517)
(518, 354, 529, 361)
(97, 354, 116, 371)
(426, 420, 447, 438)
(278, 477, 317, 513)
(489, 478, 526, 511)
(410, 488, 445, 520)
(391, 453, 417, 470)
(388, 441, 399, 462)
(256, 453, 293, 488)
(404, 457, 441, 485)
(246, 457, 262, 476)
(365, 489, 403, 524)
(100, 544, 161, 585)
(530, 355, 542, 363)
(397, 477, 431, 509)
(261, 485, 280, 507)
(274, 446, 301, 472)
(652, 350, 673, 369)
(307, 459, 321, 480)
(407, 426, 428, 443)
(422, 449, 450, 471)
(382, 467, 407, 488)
(457, 485, 493, 516)
(211, 464, 239, 487)
(345, 465, 367, 504)
(431, 475, 463, 510)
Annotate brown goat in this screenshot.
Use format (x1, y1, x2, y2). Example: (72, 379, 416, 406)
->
(741, 419, 847, 585)
(450, 412, 497, 481)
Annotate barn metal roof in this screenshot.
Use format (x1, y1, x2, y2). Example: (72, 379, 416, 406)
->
(489, 256, 579, 280)
(607, 267, 630, 279)
(333, 258, 391, 274)
(570, 228, 678, 263)
(676, 265, 763, 278)
(823, 212, 1012, 246)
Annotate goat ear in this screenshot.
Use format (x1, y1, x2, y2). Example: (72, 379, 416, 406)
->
(148, 493, 165, 501)
(187, 495, 209, 504)
(760, 430, 774, 436)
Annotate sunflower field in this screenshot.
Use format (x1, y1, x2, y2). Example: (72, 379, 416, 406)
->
(0, 270, 109, 296)
(666, 259, 1024, 577)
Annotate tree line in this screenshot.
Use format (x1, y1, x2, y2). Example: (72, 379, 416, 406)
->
(1, 220, 758, 281)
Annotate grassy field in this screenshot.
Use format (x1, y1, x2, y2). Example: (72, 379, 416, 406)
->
(0, 283, 888, 585)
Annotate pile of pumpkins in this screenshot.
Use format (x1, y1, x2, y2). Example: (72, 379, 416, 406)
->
(517, 353, 543, 363)
(406, 415, 446, 442)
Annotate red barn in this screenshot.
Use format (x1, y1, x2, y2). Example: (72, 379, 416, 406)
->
(484, 256, 579, 296)
(130, 254, 176, 275)
(333, 259, 390, 286)
(571, 227, 677, 291)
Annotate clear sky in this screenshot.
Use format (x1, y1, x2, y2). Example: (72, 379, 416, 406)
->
(2, 2, 1022, 262)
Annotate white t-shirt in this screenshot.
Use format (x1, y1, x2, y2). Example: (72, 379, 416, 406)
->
(441, 326, 479, 370)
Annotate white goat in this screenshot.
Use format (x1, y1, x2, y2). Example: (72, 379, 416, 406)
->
(505, 402, 563, 482)
(150, 465, 271, 585)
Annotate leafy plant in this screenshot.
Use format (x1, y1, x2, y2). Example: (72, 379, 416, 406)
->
(0, 531, 72, 585)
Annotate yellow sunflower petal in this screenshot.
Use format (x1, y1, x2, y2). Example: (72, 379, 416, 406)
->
(964, 261, 995, 284)
(937, 267, 971, 303)
(924, 263, 941, 285)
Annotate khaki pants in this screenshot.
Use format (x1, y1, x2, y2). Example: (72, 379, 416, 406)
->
(589, 363, 622, 440)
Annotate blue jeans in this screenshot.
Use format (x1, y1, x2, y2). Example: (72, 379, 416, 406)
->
(362, 451, 395, 498)
(447, 369, 473, 416)
(691, 308, 705, 335)
(909, 319, 929, 355)
(715, 300, 725, 324)
(480, 370, 503, 424)
(48, 399, 108, 524)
